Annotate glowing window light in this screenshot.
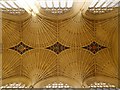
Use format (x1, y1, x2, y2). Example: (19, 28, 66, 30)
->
(0, 1, 11, 8)
(39, 0, 73, 14)
(1, 83, 28, 89)
(114, 3, 118, 7)
(16, 0, 40, 14)
(24, 0, 39, 13)
(60, 0, 66, 8)
(0, 4, 4, 8)
(16, 0, 31, 13)
(39, 0, 46, 8)
(102, 0, 113, 7)
(109, 0, 119, 7)
(108, 3, 114, 7)
(53, 0, 59, 8)
(95, 0, 106, 7)
(39, 0, 73, 8)
(88, 0, 116, 14)
(89, 0, 119, 8)
(45, 82, 72, 88)
(13, 1, 21, 8)
(89, 82, 116, 88)
(46, 0, 52, 8)
(6, 1, 18, 8)
(66, 0, 73, 8)
(89, 0, 99, 7)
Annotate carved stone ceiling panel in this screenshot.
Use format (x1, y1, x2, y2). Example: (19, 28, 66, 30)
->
(2, 10, 118, 87)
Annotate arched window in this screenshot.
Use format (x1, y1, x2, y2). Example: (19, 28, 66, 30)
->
(45, 82, 72, 88)
(39, 0, 73, 14)
(1, 83, 28, 89)
(89, 82, 116, 88)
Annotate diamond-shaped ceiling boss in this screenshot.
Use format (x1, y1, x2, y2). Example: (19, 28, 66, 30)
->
(9, 42, 33, 54)
(46, 42, 70, 54)
(82, 42, 106, 54)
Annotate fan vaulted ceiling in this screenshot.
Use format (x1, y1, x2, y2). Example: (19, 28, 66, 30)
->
(0, 0, 119, 88)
